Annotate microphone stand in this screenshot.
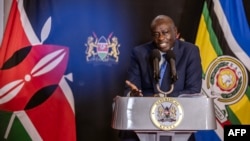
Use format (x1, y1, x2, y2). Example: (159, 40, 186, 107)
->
(154, 83, 174, 97)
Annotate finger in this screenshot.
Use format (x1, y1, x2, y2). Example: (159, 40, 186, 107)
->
(125, 80, 138, 90)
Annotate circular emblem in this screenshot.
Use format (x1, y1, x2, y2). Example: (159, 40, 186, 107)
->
(205, 55, 248, 104)
(150, 97, 183, 130)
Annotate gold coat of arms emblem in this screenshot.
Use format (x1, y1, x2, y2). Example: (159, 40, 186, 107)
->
(85, 32, 120, 63)
(150, 97, 183, 130)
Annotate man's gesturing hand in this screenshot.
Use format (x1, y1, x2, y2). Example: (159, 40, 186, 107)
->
(125, 80, 143, 97)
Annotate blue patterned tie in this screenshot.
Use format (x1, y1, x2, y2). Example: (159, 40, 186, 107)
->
(159, 54, 167, 86)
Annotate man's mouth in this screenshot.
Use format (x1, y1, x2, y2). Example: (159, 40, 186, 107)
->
(159, 43, 167, 47)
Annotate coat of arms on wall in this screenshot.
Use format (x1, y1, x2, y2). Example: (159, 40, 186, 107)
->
(85, 32, 120, 63)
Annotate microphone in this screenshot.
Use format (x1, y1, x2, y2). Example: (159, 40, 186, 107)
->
(151, 49, 161, 82)
(165, 50, 178, 83)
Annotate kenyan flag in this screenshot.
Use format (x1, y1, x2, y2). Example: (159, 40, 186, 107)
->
(0, 0, 76, 140)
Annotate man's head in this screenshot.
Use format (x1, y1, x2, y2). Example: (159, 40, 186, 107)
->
(150, 15, 177, 52)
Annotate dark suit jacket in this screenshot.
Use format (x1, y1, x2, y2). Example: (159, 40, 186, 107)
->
(125, 39, 202, 97)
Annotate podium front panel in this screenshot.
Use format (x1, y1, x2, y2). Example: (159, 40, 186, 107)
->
(112, 96, 216, 131)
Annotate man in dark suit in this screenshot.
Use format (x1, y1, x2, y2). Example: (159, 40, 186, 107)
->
(119, 15, 202, 141)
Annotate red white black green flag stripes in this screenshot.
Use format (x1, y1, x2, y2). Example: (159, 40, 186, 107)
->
(0, 0, 76, 140)
(195, 0, 250, 140)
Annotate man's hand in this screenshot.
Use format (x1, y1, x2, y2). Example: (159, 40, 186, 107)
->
(125, 80, 143, 97)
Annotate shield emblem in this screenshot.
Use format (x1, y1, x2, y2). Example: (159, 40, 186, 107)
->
(97, 36, 109, 60)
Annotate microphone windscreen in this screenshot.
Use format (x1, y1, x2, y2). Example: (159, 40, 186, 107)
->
(166, 50, 176, 61)
(151, 49, 161, 60)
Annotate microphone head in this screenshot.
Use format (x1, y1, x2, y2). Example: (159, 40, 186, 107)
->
(165, 50, 176, 62)
(151, 49, 161, 60)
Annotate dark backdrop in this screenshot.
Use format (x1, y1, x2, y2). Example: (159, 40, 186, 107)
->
(23, 0, 204, 140)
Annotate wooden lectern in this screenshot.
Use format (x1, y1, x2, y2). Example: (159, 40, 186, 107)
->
(112, 96, 216, 141)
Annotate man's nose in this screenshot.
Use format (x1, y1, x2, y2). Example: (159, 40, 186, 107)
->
(157, 33, 165, 40)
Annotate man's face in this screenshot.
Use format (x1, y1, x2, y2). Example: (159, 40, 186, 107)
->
(152, 23, 177, 52)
